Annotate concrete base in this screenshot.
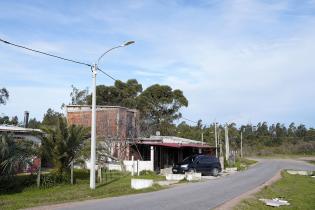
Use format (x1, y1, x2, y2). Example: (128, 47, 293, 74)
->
(131, 179, 153, 190)
(160, 167, 173, 176)
(156, 180, 179, 186)
(224, 167, 238, 173)
(185, 172, 202, 181)
(166, 174, 185, 181)
(286, 170, 313, 176)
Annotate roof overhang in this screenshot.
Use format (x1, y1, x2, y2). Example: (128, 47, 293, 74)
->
(136, 142, 213, 149)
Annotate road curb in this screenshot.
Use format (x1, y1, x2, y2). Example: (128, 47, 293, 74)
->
(213, 169, 282, 210)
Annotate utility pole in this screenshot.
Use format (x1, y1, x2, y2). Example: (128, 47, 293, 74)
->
(201, 132, 204, 145)
(240, 130, 243, 158)
(90, 41, 134, 189)
(218, 128, 222, 157)
(225, 124, 229, 161)
(214, 122, 218, 157)
(0, 38, 135, 190)
(90, 64, 97, 189)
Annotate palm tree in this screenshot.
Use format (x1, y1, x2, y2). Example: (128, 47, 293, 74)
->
(0, 132, 35, 177)
(41, 117, 89, 174)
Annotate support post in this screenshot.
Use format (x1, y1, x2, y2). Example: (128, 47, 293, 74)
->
(150, 146, 154, 171)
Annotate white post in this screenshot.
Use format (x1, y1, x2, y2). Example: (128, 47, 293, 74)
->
(201, 132, 204, 145)
(137, 160, 140, 176)
(214, 122, 218, 157)
(150, 146, 154, 171)
(241, 131, 243, 158)
(131, 155, 134, 176)
(225, 124, 229, 162)
(90, 64, 97, 189)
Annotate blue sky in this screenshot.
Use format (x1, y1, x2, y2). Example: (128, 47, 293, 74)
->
(1, 0, 315, 127)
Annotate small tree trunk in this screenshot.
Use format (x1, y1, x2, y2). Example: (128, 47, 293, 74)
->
(119, 160, 126, 173)
(71, 161, 74, 185)
(37, 159, 41, 188)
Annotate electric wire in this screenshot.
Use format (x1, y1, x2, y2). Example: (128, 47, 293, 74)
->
(0, 37, 201, 126)
(0, 38, 92, 67)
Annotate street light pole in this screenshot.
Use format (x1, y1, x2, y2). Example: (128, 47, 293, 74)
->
(89, 41, 135, 189)
(0, 38, 134, 190)
(90, 64, 97, 189)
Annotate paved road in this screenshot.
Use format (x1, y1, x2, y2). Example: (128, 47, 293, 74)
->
(49, 159, 315, 210)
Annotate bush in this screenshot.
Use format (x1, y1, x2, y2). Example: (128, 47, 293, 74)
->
(139, 170, 156, 176)
(41, 171, 71, 188)
(0, 174, 36, 194)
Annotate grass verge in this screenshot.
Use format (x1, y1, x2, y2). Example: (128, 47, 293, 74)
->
(306, 160, 315, 165)
(0, 171, 165, 210)
(230, 158, 257, 171)
(234, 171, 315, 210)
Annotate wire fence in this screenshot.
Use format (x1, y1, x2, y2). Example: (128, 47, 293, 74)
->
(98, 169, 127, 184)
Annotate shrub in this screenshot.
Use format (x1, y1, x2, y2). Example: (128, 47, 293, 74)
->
(0, 174, 36, 194)
(139, 170, 156, 176)
(41, 171, 71, 188)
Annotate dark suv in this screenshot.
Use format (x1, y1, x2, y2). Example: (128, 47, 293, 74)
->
(172, 154, 221, 176)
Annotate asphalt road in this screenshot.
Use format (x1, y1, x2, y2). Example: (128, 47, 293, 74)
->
(48, 159, 315, 210)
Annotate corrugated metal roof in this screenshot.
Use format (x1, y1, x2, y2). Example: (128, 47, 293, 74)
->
(0, 125, 42, 133)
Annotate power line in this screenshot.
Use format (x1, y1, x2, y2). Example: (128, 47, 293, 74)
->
(0, 38, 92, 67)
(97, 67, 117, 81)
(0, 37, 202, 126)
(181, 117, 199, 124)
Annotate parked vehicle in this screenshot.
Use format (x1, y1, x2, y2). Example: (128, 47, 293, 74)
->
(172, 154, 221, 176)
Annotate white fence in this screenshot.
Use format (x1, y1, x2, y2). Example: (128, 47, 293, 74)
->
(106, 160, 153, 174)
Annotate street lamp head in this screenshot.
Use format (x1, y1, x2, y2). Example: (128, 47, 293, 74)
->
(122, 41, 135, 47)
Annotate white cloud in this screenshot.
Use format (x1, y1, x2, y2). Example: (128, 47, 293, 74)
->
(1, 0, 315, 126)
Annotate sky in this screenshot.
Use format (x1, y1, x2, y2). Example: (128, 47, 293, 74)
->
(1, 0, 315, 127)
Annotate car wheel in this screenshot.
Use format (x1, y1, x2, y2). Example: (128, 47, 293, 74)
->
(211, 168, 219, 177)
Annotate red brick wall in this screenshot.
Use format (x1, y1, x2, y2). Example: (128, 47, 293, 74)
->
(67, 107, 139, 139)
(67, 106, 139, 160)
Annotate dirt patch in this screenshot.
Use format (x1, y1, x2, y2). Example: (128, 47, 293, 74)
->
(214, 170, 282, 210)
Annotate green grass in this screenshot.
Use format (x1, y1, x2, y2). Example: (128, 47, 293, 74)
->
(251, 154, 315, 159)
(235, 172, 315, 210)
(306, 160, 315, 165)
(0, 170, 165, 210)
(229, 158, 258, 171)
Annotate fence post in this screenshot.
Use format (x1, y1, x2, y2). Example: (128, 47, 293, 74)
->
(105, 169, 107, 183)
(98, 167, 102, 183)
(137, 160, 140, 176)
(131, 156, 134, 176)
